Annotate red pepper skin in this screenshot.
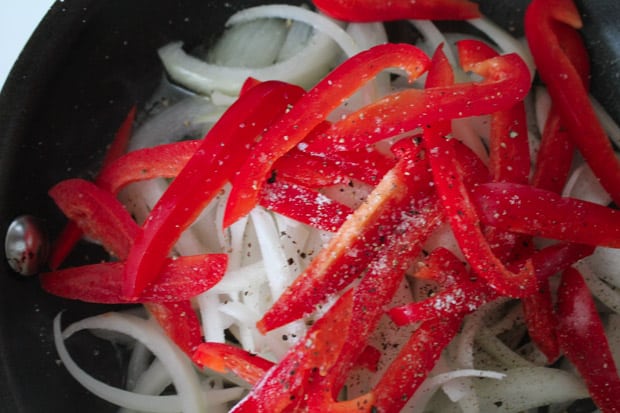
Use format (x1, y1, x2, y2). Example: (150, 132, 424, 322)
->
(97, 140, 202, 194)
(457, 40, 530, 185)
(329, 197, 443, 395)
(223, 43, 431, 227)
(48, 106, 136, 269)
(372, 316, 462, 412)
(193, 342, 275, 386)
(525, 0, 620, 206)
(305, 52, 531, 153)
(231, 289, 356, 413)
(145, 301, 203, 359)
(312, 0, 480, 22)
(472, 182, 620, 248)
(259, 180, 352, 232)
(123, 81, 305, 299)
(389, 242, 594, 325)
(49, 178, 139, 260)
(257, 141, 434, 333)
(100, 140, 354, 232)
(557, 268, 620, 413)
(530, 19, 590, 193)
(425, 123, 537, 298)
(40, 253, 227, 304)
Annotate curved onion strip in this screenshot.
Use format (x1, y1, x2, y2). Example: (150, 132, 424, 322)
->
(408, 369, 506, 412)
(584, 246, 620, 289)
(225, 4, 360, 57)
(410, 19, 458, 70)
(562, 162, 612, 205)
(159, 33, 337, 96)
(577, 262, 620, 314)
(54, 313, 205, 413)
(467, 16, 535, 80)
(591, 95, 620, 148)
(128, 96, 219, 151)
(159, 5, 356, 95)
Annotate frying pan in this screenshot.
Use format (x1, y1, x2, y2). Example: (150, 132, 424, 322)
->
(0, 1, 617, 411)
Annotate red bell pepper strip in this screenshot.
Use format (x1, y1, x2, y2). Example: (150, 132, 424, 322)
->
(97, 140, 202, 194)
(425, 123, 537, 297)
(525, 0, 620, 206)
(411, 247, 468, 286)
(305, 51, 531, 153)
(100, 140, 354, 232)
(472, 182, 620, 248)
(312, 0, 480, 22)
(123, 80, 305, 299)
(557, 267, 620, 413)
(231, 289, 356, 413)
(530, 19, 590, 193)
(389, 242, 594, 325)
(328, 198, 444, 395)
(49, 178, 139, 260)
(257, 140, 434, 333)
(223, 43, 431, 227)
(193, 342, 275, 386)
(40, 253, 227, 304)
(259, 180, 352, 232)
(48, 106, 136, 269)
(457, 40, 530, 185)
(145, 301, 204, 359)
(371, 315, 462, 412)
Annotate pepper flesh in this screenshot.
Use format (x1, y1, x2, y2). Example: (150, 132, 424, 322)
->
(525, 0, 620, 206)
(223, 43, 431, 227)
(312, 0, 480, 22)
(123, 81, 305, 299)
(557, 267, 620, 412)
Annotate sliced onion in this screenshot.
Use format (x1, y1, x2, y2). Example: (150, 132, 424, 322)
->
(54, 312, 204, 413)
(225, 5, 360, 57)
(408, 369, 506, 412)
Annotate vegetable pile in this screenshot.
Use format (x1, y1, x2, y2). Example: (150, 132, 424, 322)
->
(39, 0, 620, 411)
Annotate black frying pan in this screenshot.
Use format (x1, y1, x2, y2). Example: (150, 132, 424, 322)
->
(0, 1, 616, 411)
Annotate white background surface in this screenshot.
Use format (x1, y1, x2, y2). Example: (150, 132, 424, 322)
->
(0, 2, 55, 91)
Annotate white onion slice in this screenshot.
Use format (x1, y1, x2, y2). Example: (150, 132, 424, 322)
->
(408, 369, 505, 412)
(54, 313, 205, 413)
(225, 5, 360, 57)
(159, 5, 356, 95)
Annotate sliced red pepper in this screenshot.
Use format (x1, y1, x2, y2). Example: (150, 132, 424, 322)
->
(305, 51, 531, 153)
(231, 289, 356, 413)
(49, 178, 139, 260)
(525, 0, 620, 206)
(40, 253, 227, 304)
(223, 43, 431, 227)
(389, 242, 593, 326)
(557, 267, 620, 412)
(371, 315, 462, 412)
(257, 140, 434, 333)
(101, 140, 354, 232)
(48, 106, 136, 269)
(472, 182, 620, 248)
(457, 39, 530, 184)
(328, 198, 443, 394)
(312, 0, 480, 22)
(259, 180, 352, 232)
(411, 247, 468, 286)
(425, 123, 537, 297)
(193, 342, 275, 386)
(530, 19, 590, 192)
(97, 140, 202, 194)
(123, 80, 305, 299)
(145, 301, 203, 359)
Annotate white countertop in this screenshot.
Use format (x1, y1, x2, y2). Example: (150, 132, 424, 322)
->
(0, 2, 55, 91)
